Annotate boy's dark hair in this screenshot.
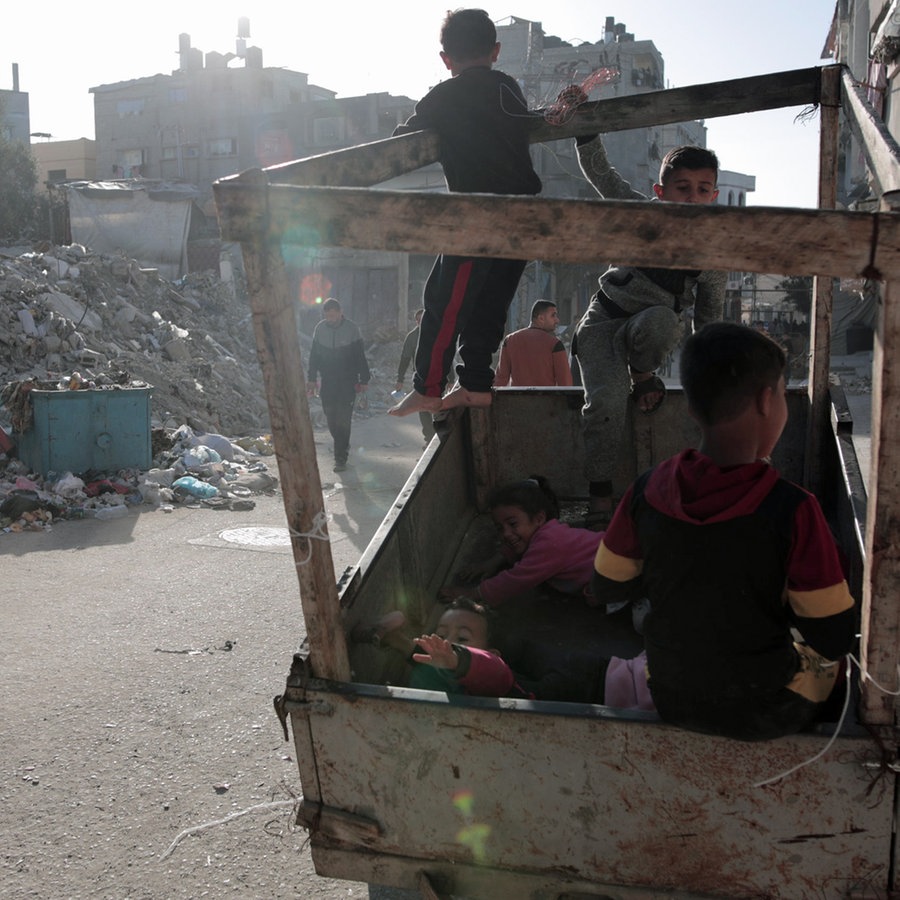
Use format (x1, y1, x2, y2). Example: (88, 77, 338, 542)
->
(322, 297, 341, 313)
(443, 595, 496, 643)
(530, 299, 557, 320)
(681, 323, 786, 425)
(486, 474, 560, 520)
(441, 8, 497, 60)
(658, 145, 719, 185)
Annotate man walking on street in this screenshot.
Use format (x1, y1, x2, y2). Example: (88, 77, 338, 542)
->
(494, 300, 573, 387)
(307, 298, 371, 472)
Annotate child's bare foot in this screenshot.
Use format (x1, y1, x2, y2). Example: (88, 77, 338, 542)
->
(350, 610, 406, 646)
(389, 391, 443, 417)
(441, 385, 492, 411)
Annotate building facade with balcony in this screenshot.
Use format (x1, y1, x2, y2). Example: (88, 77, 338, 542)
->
(821, 1, 900, 351)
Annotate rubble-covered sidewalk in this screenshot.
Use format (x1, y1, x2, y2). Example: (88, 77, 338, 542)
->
(1, 242, 272, 435)
(0, 424, 279, 532)
(0, 241, 411, 535)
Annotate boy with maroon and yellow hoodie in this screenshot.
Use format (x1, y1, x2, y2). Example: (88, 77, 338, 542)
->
(592, 323, 857, 740)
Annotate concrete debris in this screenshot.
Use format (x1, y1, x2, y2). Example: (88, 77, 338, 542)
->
(0, 241, 414, 534)
(0, 242, 271, 435)
(1, 242, 408, 434)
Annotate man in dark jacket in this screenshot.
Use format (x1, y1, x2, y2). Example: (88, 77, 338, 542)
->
(307, 298, 371, 472)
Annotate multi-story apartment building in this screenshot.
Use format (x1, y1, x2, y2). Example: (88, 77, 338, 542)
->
(824, 0, 900, 207)
(85, 29, 416, 330)
(90, 33, 414, 215)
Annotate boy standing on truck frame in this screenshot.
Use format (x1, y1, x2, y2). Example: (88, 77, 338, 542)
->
(591, 323, 857, 741)
(389, 8, 542, 419)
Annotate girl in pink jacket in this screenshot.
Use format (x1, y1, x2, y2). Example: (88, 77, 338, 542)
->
(443, 476, 602, 608)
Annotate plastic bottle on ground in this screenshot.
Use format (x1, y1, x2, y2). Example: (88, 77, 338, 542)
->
(94, 505, 129, 521)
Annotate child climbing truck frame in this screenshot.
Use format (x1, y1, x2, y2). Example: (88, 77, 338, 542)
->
(214, 65, 900, 899)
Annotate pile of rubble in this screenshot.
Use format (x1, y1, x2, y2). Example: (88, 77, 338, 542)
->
(0, 241, 407, 436)
(0, 242, 271, 435)
(0, 241, 409, 533)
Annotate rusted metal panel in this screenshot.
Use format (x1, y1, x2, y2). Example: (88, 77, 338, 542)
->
(342, 420, 474, 686)
(453, 389, 808, 502)
(862, 276, 900, 724)
(287, 681, 892, 900)
(312, 845, 759, 899)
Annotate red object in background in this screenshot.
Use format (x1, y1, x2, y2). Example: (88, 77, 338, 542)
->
(84, 479, 131, 497)
(0, 425, 14, 454)
(298, 273, 332, 308)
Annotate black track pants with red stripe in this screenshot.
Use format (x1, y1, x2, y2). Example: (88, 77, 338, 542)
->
(413, 254, 527, 397)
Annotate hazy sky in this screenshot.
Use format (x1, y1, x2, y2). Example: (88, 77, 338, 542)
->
(5, 0, 836, 207)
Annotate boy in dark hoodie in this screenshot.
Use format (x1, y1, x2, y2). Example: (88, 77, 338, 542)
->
(591, 323, 856, 740)
(388, 8, 542, 418)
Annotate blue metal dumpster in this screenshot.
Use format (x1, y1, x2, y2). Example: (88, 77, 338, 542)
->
(15, 385, 153, 476)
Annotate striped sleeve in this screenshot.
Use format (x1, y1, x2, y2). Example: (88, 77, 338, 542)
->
(787, 494, 855, 618)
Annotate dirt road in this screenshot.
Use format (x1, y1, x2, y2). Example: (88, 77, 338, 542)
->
(1, 409, 425, 899)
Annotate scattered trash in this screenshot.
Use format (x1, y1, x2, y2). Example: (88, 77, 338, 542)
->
(0, 404, 280, 531)
(0, 240, 427, 536)
(172, 475, 219, 499)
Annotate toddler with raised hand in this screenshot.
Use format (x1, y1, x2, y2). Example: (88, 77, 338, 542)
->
(351, 597, 533, 698)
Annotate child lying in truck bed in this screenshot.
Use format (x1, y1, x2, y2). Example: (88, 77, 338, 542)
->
(350, 597, 624, 703)
(352, 596, 653, 708)
(440, 475, 604, 608)
(352, 598, 539, 699)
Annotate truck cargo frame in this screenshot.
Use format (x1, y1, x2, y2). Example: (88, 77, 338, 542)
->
(214, 65, 900, 899)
